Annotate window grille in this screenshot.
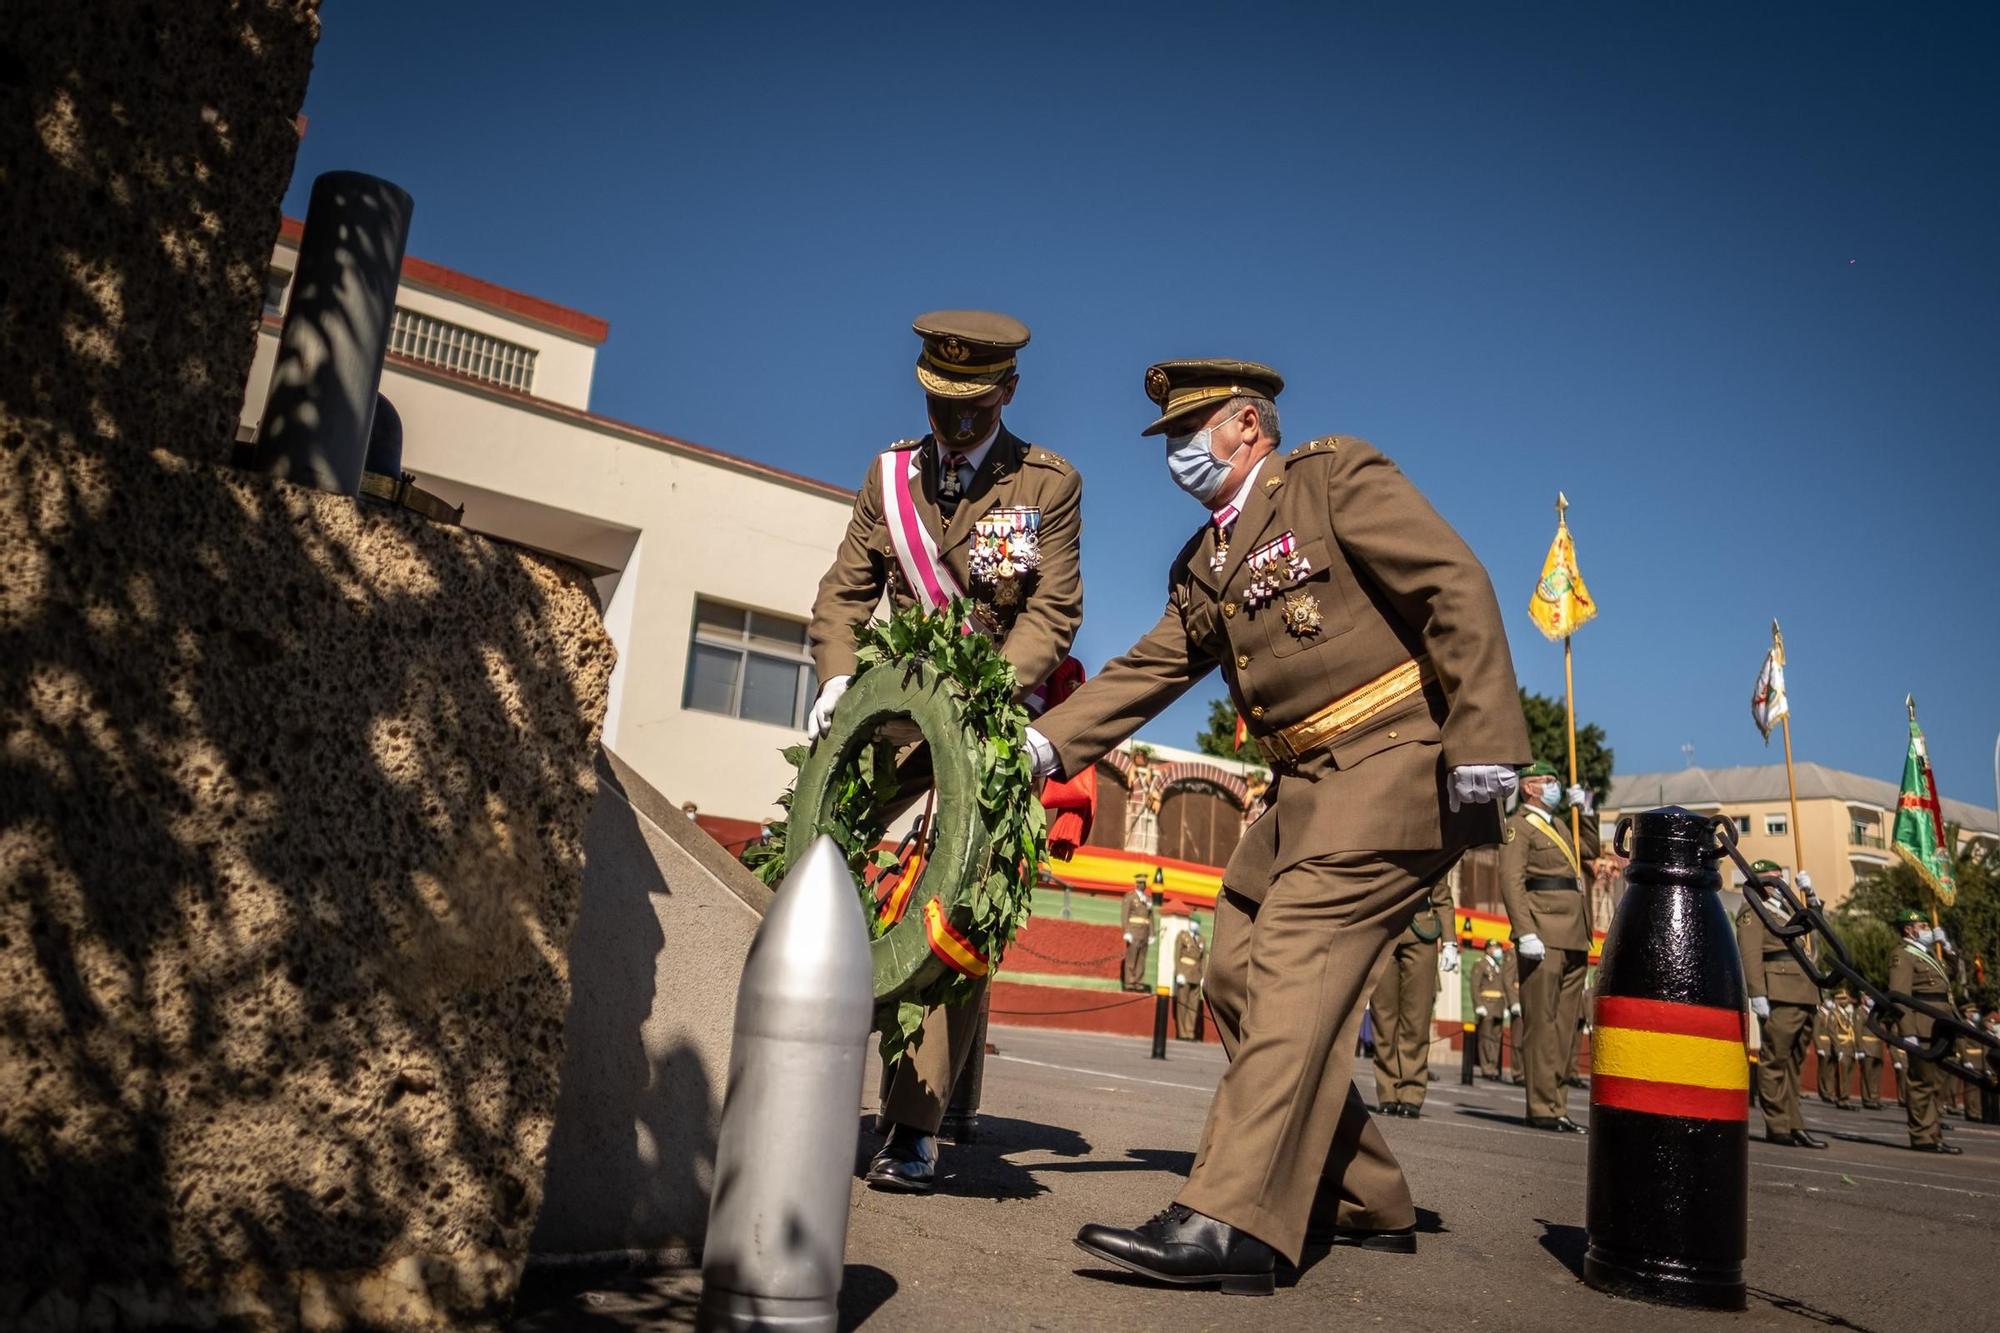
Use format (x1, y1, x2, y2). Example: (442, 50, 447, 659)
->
(389, 307, 537, 392)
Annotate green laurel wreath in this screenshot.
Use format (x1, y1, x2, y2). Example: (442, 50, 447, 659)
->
(744, 598, 1047, 1064)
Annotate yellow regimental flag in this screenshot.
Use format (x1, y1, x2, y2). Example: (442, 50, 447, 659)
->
(1529, 512, 1597, 642)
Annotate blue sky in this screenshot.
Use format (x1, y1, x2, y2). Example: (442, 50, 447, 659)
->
(289, 4, 1999, 806)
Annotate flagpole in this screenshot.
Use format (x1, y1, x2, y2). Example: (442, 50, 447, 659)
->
(1772, 621, 1807, 882)
(1911, 693, 1947, 965)
(1558, 494, 1583, 855)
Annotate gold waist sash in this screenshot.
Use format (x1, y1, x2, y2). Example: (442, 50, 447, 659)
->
(1256, 657, 1436, 765)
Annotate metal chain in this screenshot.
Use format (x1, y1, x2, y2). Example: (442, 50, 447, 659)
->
(1694, 815, 2000, 1093)
(1007, 936, 1132, 967)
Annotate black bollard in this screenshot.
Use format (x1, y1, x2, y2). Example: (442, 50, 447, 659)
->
(1151, 987, 1169, 1060)
(1584, 807, 1748, 1312)
(250, 171, 414, 496)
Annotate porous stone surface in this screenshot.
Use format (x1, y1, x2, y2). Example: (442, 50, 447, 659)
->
(0, 1, 318, 465)
(0, 433, 615, 1328)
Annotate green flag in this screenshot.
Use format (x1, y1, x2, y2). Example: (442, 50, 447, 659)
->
(1891, 705, 1956, 906)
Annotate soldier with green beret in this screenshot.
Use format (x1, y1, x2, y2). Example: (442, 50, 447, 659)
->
(1737, 859, 1828, 1147)
(1889, 907, 1962, 1153)
(1025, 357, 1531, 1292)
(807, 310, 1085, 1194)
(1500, 761, 1602, 1132)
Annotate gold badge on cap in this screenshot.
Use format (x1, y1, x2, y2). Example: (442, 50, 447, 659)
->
(1145, 366, 1171, 406)
(939, 336, 970, 364)
(1281, 590, 1323, 638)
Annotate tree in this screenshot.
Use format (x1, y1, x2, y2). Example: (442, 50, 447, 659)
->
(1518, 689, 1613, 803)
(1845, 830, 2000, 1010)
(1195, 697, 1266, 773)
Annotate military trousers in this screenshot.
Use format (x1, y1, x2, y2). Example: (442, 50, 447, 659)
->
(880, 978, 988, 1136)
(1176, 846, 1457, 1265)
(1368, 934, 1442, 1110)
(1122, 934, 1151, 991)
(1755, 1002, 1814, 1134)
(1857, 1051, 1883, 1106)
(1475, 1011, 1507, 1079)
(1816, 1046, 1849, 1106)
(1517, 947, 1588, 1121)
(1174, 982, 1202, 1041)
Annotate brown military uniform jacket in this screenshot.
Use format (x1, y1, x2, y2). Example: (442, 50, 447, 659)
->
(1498, 804, 1602, 952)
(1736, 899, 1821, 1007)
(1888, 941, 1953, 1041)
(1123, 890, 1153, 943)
(1175, 930, 1206, 986)
(1036, 438, 1530, 897)
(810, 428, 1082, 696)
(1830, 1004, 1858, 1054)
(1473, 952, 1517, 1010)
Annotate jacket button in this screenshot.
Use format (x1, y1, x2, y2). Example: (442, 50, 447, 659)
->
(1387, 730, 1398, 739)
(1250, 706, 1265, 719)
(1223, 602, 1237, 617)
(1236, 653, 1249, 668)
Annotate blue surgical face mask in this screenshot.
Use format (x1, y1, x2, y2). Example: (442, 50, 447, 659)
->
(1165, 423, 1241, 504)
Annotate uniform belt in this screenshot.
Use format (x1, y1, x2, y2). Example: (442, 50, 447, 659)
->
(1254, 657, 1435, 765)
(1525, 875, 1577, 892)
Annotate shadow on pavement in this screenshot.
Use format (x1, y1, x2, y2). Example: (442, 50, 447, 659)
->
(1534, 1218, 1586, 1281)
(838, 1264, 899, 1329)
(853, 1114, 1095, 1200)
(1455, 1105, 1586, 1132)
(1747, 1286, 1882, 1331)
(510, 1266, 700, 1330)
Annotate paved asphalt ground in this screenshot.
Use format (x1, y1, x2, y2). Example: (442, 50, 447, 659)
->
(515, 1025, 2000, 1332)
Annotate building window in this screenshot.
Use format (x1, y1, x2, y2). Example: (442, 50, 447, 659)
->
(263, 268, 291, 316)
(1764, 814, 1788, 837)
(389, 307, 537, 393)
(682, 598, 817, 730)
(1733, 815, 1752, 835)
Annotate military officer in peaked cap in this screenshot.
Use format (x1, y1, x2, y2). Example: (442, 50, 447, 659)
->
(1501, 761, 1602, 1133)
(1736, 860, 1828, 1148)
(808, 311, 1084, 1194)
(1024, 359, 1530, 1293)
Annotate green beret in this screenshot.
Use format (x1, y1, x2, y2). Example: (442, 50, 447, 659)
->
(1519, 761, 1560, 779)
(1895, 908, 1929, 926)
(1749, 859, 1782, 874)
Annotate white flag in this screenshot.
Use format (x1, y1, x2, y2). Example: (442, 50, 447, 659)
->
(1751, 648, 1788, 743)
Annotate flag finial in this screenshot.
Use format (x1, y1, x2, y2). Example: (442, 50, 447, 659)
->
(1906, 693, 1917, 722)
(1556, 491, 1568, 522)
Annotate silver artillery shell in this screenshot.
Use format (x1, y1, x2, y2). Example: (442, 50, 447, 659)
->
(698, 835, 873, 1332)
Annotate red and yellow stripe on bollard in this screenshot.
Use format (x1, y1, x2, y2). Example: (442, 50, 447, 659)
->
(1591, 996, 1747, 1120)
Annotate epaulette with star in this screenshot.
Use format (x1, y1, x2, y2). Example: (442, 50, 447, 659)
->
(888, 437, 924, 451)
(1285, 436, 1342, 465)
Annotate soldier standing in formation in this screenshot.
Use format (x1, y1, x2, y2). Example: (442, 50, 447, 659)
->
(1121, 880, 1155, 991)
(1888, 908, 1962, 1154)
(808, 311, 1084, 1195)
(1736, 862, 1827, 1148)
(1369, 879, 1459, 1117)
(1025, 359, 1528, 1293)
(1856, 993, 1886, 1109)
(1823, 993, 1858, 1110)
(1956, 1003, 1986, 1121)
(1471, 941, 1518, 1081)
(1499, 762, 1600, 1133)
(1174, 917, 1207, 1040)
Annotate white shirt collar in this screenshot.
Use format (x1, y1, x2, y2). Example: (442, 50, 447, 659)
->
(1212, 456, 1269, 523)
(934, 426, 999, 475)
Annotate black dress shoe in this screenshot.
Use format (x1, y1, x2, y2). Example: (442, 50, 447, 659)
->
(1526, 1116, 1587, 1134)
(1400, 1104, 1422, 1119)
(1763, 1129, 1828, 1149)
(1862, 1101, 1882, 1109)
(1075, 1204, 1276, 1295)
(1911, 1140, 1964, 1155)
(1837, 1104, 1857, 1112)
(1306, 1222, 1418, 1253)
(864, 1124, 938, 1193)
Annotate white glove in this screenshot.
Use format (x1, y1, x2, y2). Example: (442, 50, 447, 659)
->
(1509, 1003, 1522, 1018)
(1751, 996, 1771, 1020)
(1122, 932, 1133, 944)
(1934, 927, 1952, 951)
(1025, 726, 1059, 780)
(1566, 784, 1593, 814)
(806, 675, 851, 740)
(1440, 942, 1460, 972)
(1794, 870, 1821, 907)
(1176, 974, 1187, 986)
(1447, 764, 1518, 813)
(1516, 933, 1546, 961)
(1474, 1005, 1489, 1018)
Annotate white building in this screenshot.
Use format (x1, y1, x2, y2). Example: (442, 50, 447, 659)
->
(241, 219, 855, 831)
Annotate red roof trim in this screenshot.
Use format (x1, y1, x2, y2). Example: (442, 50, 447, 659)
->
(277, 216, 610, 345)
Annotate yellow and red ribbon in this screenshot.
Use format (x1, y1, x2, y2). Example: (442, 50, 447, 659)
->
(1591, 996, 1748, 1122)
(923, 897, 989, 978)
(876, 851, 923, 927)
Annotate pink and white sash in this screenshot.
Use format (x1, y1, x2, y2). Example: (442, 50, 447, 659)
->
(880, 449, 972, 631)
